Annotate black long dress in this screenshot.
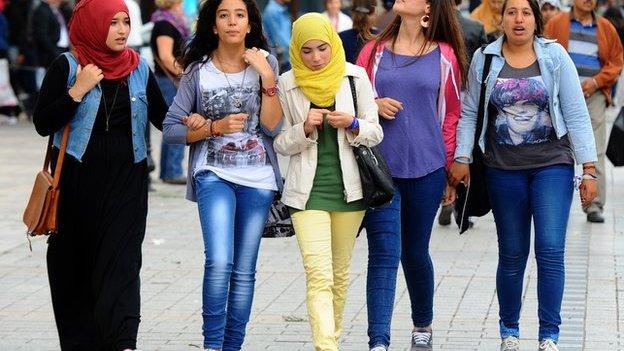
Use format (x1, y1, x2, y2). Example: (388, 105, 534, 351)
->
(33, 55, 168, 351)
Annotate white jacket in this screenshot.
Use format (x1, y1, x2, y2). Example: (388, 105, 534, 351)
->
(274, 63, 383, 210)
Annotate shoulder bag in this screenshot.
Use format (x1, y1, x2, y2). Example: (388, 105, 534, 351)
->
(348, 76, 394, 208)
(454, 49, 493, 234)
(23, 125, 70, 238)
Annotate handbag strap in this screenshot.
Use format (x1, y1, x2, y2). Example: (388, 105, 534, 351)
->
(348, 76, 358, 118)
(476, 49, 493, 142)
(42, 125, 70, 189)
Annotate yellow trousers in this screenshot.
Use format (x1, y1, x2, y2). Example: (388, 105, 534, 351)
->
(291, 210, 365, 351)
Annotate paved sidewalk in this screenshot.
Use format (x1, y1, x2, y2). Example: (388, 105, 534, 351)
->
(0, 120, 623, 351)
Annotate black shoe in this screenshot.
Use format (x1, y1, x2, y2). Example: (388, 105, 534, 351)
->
(162, 176, 187, 185)
(438, 205, 453, 226)
(587, 211, 605, 223)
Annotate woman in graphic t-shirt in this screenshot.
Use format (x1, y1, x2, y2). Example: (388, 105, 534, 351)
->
(162, 0, 282, 349)
(450, 0, 597, 349)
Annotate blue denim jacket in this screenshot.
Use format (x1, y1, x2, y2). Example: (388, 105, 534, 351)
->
(53, 52, 150, 163)
(455, 36, 597, 164)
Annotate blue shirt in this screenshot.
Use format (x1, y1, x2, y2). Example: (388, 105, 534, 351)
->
(262, 0, 291, 65)
(568, 19, 601, 79)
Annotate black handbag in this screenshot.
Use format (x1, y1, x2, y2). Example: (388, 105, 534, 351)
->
(348, 76, 394, 208)
(262, 190, 295, 238)
(607, 107, 624, 167)
(454, 50, 493, 234)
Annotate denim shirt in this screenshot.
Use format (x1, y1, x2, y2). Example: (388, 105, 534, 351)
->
(455, 36, 597, 165)
(53, 52, 150, 163)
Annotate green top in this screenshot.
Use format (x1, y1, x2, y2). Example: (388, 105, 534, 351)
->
(303, 104, 366, 212)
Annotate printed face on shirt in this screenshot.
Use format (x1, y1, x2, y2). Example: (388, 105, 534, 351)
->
(491, 76, 552, 146)
(502, 0, 536, 45)
(393, 0, 430, 18)
(214, 0, 251, 46)
(300, 40, 332, 71)
(106, 12, 131, 52)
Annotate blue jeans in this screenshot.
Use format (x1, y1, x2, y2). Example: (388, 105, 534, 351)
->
(363, 168, 446, 348)
(486, 164, 574, 343)
(156, 74, 185, 180)
(194, 171, 275, 350)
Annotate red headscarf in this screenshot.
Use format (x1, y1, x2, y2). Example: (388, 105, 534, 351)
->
(69, 0, 139, 80)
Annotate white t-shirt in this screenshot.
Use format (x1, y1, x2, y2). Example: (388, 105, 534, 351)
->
(194, 60, 277, 191)
(323, 11, 353, 33)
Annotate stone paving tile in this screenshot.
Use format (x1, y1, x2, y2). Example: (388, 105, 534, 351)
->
(1, 117, 623, 350)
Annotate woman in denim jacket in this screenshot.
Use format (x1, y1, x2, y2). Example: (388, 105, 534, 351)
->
(32, 0, 168, 349)
(162, 0, 282, 349)
(449, 0, 597, 349)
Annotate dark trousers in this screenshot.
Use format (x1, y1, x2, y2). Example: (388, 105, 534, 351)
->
(363, 168, 446, 348)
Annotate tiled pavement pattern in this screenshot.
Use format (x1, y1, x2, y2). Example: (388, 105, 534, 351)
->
(0, 114, 623, 351)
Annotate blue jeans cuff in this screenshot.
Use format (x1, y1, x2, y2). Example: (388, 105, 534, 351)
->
(539, 333, 559, 343)
(499, 321, 519, 339)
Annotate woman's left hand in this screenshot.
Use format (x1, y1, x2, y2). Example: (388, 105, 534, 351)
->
(442, 183, 456, 206)
(182, 113, 207, 131)
(580, 178, 598, 207)
(326, 111, 354, 129)
(243, 47, 275, 83)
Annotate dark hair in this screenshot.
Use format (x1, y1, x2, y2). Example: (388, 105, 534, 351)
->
(179, 0, 269, 69)
(368, 0, 468, 85)
(352, 0, 377, 41)
(501, 0, 544, 37)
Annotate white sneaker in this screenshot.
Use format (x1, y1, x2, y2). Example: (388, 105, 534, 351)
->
(370, 345, 388, 351)
(500, 336, 520, 351)
(538, 339, 559, 351)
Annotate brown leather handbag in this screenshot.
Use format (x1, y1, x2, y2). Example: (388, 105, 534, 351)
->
(23, 125, 70, 236)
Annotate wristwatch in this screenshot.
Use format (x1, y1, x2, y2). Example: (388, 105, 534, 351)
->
(261, 86, 278, 97)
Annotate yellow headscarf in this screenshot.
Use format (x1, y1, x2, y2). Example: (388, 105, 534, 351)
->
(289, 13, 346, 108)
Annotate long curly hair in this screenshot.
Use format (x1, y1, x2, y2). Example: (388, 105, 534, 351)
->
(179, 0, 269, 69)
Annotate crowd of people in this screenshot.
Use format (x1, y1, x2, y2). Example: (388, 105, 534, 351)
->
(7, 0, 624, 350)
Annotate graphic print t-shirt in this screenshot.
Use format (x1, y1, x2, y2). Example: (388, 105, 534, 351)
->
(194, 60, 277, 190)
(484, 61, 574, 170)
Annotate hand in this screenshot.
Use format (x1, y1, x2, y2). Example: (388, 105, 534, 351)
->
(182, 113, 207, 131)
(581, 78, 599, 98)
(327, 111, 354, 129)
(375, 97, 403, 120)
(69, 64, 103, 100)
(448, 161, 470, 187)
(304, 108, 331, 135)
(579, 178, 598, 207)
(442, 183, 456, 205)
(214, 113, 248, 134)
(243, 47, 274, 83)
(15, 54, 25, 66)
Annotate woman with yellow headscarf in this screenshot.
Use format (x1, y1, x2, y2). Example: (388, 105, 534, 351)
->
(274, 13, 383, 351)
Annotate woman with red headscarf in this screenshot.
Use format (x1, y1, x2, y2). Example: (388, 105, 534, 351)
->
(32, 0, 167, 349)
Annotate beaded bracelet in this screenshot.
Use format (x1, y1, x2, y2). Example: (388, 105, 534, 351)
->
(211, 120, 223, 137)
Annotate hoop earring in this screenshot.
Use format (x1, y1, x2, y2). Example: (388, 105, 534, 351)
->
(420, 14, 430, 28)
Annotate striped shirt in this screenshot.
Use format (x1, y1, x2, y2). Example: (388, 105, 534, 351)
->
(568, 19, 601, 80)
